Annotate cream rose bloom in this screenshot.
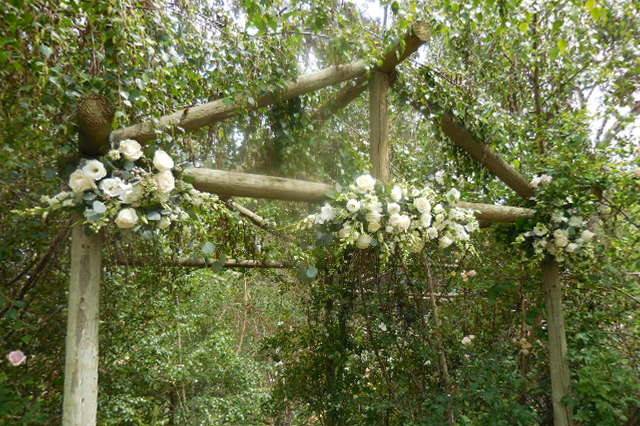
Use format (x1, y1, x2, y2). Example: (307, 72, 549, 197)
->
(390, 185, 403, 202)
(153, 149, 174, 171)
(119, 139, 143, 161)
(446, 188, 461, 203)
(82, 160, 107, 181)
(115, 208, 139, 229)
(346, 199, 361, 213)
(120, 184, 143, 204)
(317, 203, 336, 223)
(356, 233, 373, 249)
(99, 177, 127, 198)
(365, 211, 382, 224)
(154, 171, 175, 193)
(426, 227, 438, 239)
(387, 202, 401, 215)
(68, 170, 96, 193)
(367, 221, 381, 233)
(355, 174, 376, 192)
(413, 196, 431, 213)
(580, 229, 595, 242)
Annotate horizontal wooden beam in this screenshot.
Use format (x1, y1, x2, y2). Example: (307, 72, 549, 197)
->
(184, 168, 333, 202)
(115, 257, 290, 269)
(457, 201, 534, 223)
(111, 22, 428, 144)
(184, 168, 535, 223)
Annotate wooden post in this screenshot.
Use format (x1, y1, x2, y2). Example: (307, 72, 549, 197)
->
(63, 95, 112, 425)
(63, 226, 102, 426)
(542, 256, 573, 426)
(369, 71, 391, 182)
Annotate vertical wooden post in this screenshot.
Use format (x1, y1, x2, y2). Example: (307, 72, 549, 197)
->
(63, 95, 113, 425)
(369, 71, 391, 182)
(542, 256, 573, 426)
(63, 226, 102, 425)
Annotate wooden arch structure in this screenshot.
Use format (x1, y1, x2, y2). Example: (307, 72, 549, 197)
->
(66, 22, 571, 426)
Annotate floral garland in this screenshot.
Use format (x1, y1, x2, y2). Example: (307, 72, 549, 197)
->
(306, 174, 479, 255)
(32, 139, 217, 232)
(515, 174, 598, 262)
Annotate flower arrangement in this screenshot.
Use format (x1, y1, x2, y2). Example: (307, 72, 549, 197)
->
(34, 139, 217, 232)
(307, 174, 479, 255)
(515, 209, 596, 262)
(516, 173, 598, 262)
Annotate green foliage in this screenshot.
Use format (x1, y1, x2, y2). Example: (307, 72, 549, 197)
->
(1, 0, 639, 424)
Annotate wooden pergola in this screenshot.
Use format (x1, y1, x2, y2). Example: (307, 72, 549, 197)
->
(65, 22, 571, 426)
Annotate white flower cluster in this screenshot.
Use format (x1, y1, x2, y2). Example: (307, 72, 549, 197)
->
(40, 140, 212, 232)
(530, 174, 553, 188)
(309, 174, 479, 253)
(517, 209, 596, 262)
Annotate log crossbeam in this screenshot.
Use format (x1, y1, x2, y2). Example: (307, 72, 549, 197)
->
(111, 22, 428, 144)
(184, 167, 534, 223)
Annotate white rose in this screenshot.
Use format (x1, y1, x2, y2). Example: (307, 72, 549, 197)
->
(434, 213, 446, 224)
(119, 139, 143, 161)
(434, 170, 445, 185)
(81, 160, 107, 181)
(366, 211, 382, 224)
(346, 199, 361, 213)
(338, 223, 352, 240)
(120, 184, 143, 204)
(368, 221, 381, 233)
(553, 229, 569, 248)
(68, 170, 96, 193)
(452, 223, 469, 241)
(533, 223, 548, 237)
(581, 229, 595, 242)
(390, 185, 403, 202)
(366, 199, 383, 213)
(420, 213, 432, 228)
(154, 171, 175, 193)
(389, 213, 401, 228)
(438, 236, 454, 248)
(387, 202, 401, 215)
(461, 335, 475, 345)
(153, 149, 174, 171)
(426, 227, 438, 239)
(396, 215, 411, 232)
(356, 233, 373, 249)
(115, 208, 139, 229)
(446, 188, 461, 203)
(317, 203, 336, 223)
(413, 197, 431, 214)
(158, 216, 171, 229)
(99, 177, 127, 198)
(433, 203, 444, 214)
(355, 174, 376, 192)
(566, 243, 579, 253)
(568, 216, 584, 227)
